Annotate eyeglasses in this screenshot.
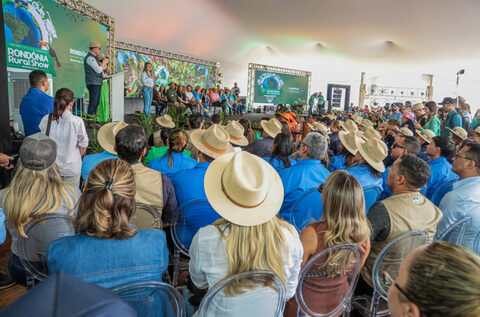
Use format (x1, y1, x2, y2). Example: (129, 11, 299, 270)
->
(455, 153, 473, 161)
(384, 271, 420, 311)
(392, 142, 406, 150)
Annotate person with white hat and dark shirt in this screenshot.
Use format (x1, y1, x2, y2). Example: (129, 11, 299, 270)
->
(85, 41, 110, 115)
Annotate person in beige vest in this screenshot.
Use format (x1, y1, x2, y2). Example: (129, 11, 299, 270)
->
(115, 124, 178, 225)
(356, 154, 442, 294)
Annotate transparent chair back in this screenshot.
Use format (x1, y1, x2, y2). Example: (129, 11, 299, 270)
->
(197, 270, 286, 317)
(434, 216, 472, 245)
(131, 202, 163, 230)
(17, 214, 75, 285)
(431, 178, 457, 207)
(363, 186, 381, 213)
(286, 188, 323, 233)
(373, 230, 428, 300)
(473, 231, 480, 255)
(296, 243, 361, 317)
(111, 280, 186, 317)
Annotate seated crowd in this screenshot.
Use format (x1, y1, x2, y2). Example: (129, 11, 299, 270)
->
(0, 81, 479, 317)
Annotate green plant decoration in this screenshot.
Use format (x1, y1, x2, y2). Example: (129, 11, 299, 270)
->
(135, 111, 157, 141)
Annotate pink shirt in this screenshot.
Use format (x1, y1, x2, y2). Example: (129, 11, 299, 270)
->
(209, 92, 221, 103)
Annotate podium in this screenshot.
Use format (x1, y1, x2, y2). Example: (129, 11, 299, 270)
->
(108, 72, 125, 122)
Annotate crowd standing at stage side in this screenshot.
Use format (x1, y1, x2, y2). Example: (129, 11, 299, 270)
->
(0, 65, 479, 316)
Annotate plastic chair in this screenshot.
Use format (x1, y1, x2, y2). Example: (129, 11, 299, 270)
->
(352, 230, 428, 316)
(434, 216, 472, 245)
(131, 202, 163, 230)
(17, 214, 75, 287)
(282, 188, 323, 233)
(111, 280, 186, 317)
(171, 199, 221, 287)
(473, 231, 480, 255)
(295, 243, 362, 317)
(431, 178, 457, 207)
(197, 270, 286, 317)
(363, 186, 382, 213)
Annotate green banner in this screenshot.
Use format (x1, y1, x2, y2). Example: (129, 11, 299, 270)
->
(254, 70, 309, 105)
(6, 41, 56, 75)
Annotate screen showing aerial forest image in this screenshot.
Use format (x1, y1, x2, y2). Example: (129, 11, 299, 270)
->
(115, 49, 217, 97)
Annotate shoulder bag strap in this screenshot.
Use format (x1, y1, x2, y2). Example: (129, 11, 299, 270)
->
(46, 113, 53, 136)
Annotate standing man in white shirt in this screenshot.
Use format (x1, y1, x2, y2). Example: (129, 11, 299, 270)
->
(85, 41, 110, 115)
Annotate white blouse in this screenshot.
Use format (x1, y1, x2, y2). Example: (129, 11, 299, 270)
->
(142, 71, 154, 88)
(39, 110, 89, 177)
(189, 222, 303, 315)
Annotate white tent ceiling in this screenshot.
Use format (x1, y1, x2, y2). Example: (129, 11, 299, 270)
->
(85, 0, 480, 108)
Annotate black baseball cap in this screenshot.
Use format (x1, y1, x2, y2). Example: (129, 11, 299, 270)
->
(439, 97, 455, 105)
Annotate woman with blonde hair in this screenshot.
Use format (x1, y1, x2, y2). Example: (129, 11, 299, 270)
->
(47, 159, 169, 289)
(148, 129, 197, 176)
(187, 151, 303, 316)
(388, 241, 480, 317)
(284, 170, 371, 316)
(0, 133, 80, 286)
(238, 118, 255, 147)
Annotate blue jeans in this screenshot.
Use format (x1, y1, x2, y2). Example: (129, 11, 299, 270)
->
(308, 104, 314, 116)
(87, 84, 102, 115)
(142, 87, 153, 114)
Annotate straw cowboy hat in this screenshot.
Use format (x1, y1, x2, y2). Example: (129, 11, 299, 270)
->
(225, 121, 248, 146)
(355, 137, 388, 173)
(412, 103, 424, 112)
(190, 124, 234, 158)
(474, 126, 480, 134)
(339, 131, 361, 155)
(308, 122, 328, 134)
(260, 118, 282, 138)
(361, 127, 382, 141)
(415, 129, 436, 144)
(97, 121, 128, 155)
(204, 151, 284, 226)
(340, 120, 358, 132)
(89, 41, 101, 48)
(448, 127, 468, 140)
(351, 114, 362, 123)
(156, 114, 175, 128)
(359, 119, 374, 129)
(402, 111, 416, 122)
(399, 127, 414, 136)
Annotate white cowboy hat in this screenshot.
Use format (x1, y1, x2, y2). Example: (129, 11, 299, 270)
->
(340, 120, 358, 132)
(475, 126, 480, 134)
(156, 114, 175, 128)
(97, 121, 128, 155)
(355, 137, 388, 173)
(225, 121, 248, 146)
(399, 127, 414, 136)
(339, 131, 361, 155)
(260, 118, 282, 138)
(204, 151, 284, 226)
(448, 126, 467, 140)
(415, 129, 435, 144)
(312, 122, 328, 135)
(359, 119, 374, 129)
(190, 124, 234, 158)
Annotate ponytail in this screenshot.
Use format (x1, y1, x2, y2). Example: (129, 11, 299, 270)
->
(167, 129, 188, 168)
(52, 88, 74, 121)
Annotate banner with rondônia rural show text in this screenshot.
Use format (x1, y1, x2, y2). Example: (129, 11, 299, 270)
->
(3, 0, 108, 96)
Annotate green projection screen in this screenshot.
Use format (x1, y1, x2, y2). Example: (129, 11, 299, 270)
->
(254, 70, 309, 104)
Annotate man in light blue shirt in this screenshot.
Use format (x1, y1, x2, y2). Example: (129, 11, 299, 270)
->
(425, 136, 459, 199)
(81, 122, 126, 181)
(278, 132, 330, 217)
(436, 143, 480, 251)
(388, 104, 403, 122)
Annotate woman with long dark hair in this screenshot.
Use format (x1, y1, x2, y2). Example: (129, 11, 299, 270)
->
(263, 133, 296, 170)
(148, 129, 197, 176)
(39, 88, 88, 187)
(421, 101, 441, 135)
(141, 62, 155, 114)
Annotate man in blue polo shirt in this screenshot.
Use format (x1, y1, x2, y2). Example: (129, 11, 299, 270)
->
(425, 135, 459, 199)
(278, 132, 330, 216)
(81, 121, 125, 181)
(387, 103, 403, 122)
(19, 70, 54, 136)
(440, 97, 463, 136)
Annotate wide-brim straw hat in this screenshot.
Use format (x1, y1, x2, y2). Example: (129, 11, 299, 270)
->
(340, 119, 358, 132)
(448, 127, 467, 140)
(204, 151, 284, 226)
(359, 119, 374, 129)
(355, 137, 388, 173)
(97, 121, 128, 155)
(260, 118, 282, 138)
(89, 41, 100, 48)
(361, 127, 382, 141)
(156, 114, 175, 128)
(190, 124, 234, 158)
(412, 103, 424, 112)
(339, 131, 361, 155)
(415, 129, 435, 144)
(474, 126, 480, 134)
(399, 127, 414, 136)
(225, 121, 248, 146)
(312, 122, 328, 135)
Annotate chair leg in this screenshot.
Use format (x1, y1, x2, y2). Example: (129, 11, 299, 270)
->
(369, 292, 380, 316)
(173, 249, 180, 288)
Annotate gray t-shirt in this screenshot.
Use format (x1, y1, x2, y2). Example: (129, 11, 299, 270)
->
(0, 187, 81, 260)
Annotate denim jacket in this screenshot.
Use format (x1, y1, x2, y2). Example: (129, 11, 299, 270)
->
(47, 229, 169, 289)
